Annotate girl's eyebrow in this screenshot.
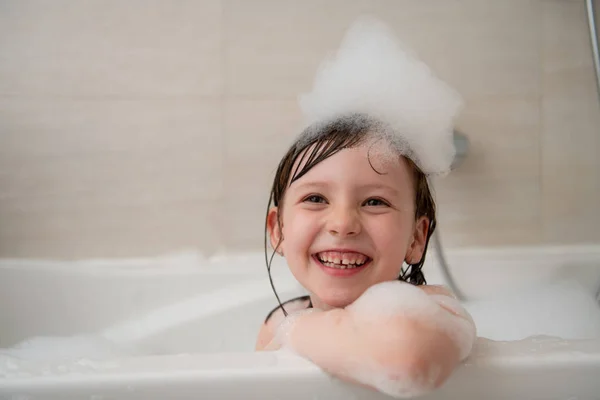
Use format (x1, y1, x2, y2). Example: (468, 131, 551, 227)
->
(289, 181, 330, 192)
(359, 183, 400, 197)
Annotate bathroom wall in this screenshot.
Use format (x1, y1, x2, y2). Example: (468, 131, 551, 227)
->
(0, 0, 598, 258)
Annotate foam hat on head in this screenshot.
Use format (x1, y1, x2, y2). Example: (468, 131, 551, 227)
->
(298, 16, 463, 177)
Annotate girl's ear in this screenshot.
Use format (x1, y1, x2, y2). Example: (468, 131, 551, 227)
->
(267, 207, 284, 254)
(406, 216, 429, 264)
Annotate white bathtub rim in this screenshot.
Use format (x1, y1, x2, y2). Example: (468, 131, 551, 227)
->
(3, 336, 600, 377)
(0, 244, 598, 276)
(2, 337, 600, 392)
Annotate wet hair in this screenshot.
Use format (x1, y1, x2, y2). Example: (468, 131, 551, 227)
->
(264, 114, 437, 316)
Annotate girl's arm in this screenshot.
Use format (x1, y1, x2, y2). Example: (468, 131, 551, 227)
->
(270, 282, 476, 398)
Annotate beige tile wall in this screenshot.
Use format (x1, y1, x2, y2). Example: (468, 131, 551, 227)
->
(0, 0, 598, 258)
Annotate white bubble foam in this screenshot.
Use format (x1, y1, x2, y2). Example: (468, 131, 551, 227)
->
(299, 16, 462, 176)
(0, 335, 137, 378)
(347, 281, 440, 319)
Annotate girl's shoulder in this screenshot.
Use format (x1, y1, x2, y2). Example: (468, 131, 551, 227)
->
(256, 295, 312, 351)
(264, 295, 312, 325)
(419, 284, 456, 297)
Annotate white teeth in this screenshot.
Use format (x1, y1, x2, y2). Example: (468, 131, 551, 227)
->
(322, 261, 358, 269)
(316, 251, 369, 269)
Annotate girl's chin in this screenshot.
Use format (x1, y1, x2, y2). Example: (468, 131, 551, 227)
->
(311, 290, 362, 309)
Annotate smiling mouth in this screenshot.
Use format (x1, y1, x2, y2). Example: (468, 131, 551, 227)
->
(313, 251, 372, 270)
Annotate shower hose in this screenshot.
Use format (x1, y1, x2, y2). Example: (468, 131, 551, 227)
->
(587, 0, 600, 303)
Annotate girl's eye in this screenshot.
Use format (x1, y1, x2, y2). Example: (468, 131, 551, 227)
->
(364, 198, 389, 207)
(304, 195, 327, 204)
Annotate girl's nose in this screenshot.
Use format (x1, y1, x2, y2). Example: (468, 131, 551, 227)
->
(327, 205, 361, 237)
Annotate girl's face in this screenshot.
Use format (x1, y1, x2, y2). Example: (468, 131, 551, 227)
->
(268, 142, 429, 310)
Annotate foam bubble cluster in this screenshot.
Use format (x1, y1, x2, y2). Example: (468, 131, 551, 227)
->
(298, 16, 463, 176)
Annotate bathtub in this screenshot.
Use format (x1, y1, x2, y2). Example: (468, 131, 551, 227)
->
(1, 245, 600, 399)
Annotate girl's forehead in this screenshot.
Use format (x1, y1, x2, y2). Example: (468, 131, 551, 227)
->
(290, 143, 413, 189)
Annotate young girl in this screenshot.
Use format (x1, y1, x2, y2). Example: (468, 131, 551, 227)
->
(255, 18, 476, 398)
